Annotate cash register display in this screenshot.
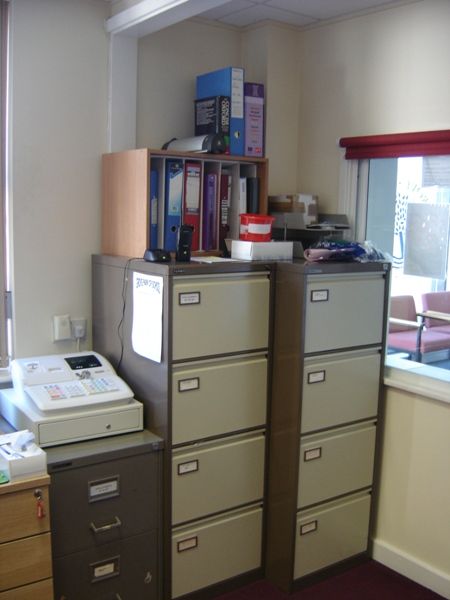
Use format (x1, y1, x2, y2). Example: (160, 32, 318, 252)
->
(65, 354, 102, 371)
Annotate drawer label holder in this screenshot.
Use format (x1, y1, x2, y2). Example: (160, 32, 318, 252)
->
(178, 460, 199, 475)
(300, 520, 318, 536)
(177, 536, 198, 553)
(91, 556, 120, 582)
(179, 292, 201, 305)
(304, 447, 322, 462)
(178, 377, 200, 392)
(310, 289, 329, 302)
(88, 476, 120, 502)
(307, 370, 326, 384)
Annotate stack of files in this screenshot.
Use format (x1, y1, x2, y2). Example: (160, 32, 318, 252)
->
(219, 171, 232, 252)
(164, 160, 184, 251)
(196, 67, 245, 156)
(149, 169, 159, 249)
(202, 173, 218, 250)
(244, 82, 264, 157)
(183, 161, 201, 251)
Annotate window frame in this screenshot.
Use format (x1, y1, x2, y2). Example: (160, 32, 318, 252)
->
(338, 129, 450, 403)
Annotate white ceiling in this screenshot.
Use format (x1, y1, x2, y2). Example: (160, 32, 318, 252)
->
(106, 0, 412, 37)
(197, 0, 407, 28)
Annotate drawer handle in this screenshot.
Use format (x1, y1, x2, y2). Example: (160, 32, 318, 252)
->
(90, 515, 122, 534)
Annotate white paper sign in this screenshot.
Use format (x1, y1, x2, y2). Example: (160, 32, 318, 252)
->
(132, 272, 163, 362)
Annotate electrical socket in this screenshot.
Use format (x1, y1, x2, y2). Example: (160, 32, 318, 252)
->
(53, 314, 72, 341)
(71, 317, 87, 340)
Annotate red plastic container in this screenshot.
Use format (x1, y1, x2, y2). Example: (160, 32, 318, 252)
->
(239, 214, 275, 242)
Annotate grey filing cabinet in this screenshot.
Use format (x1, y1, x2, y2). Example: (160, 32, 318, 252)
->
(265, 259, 390, 592)
(46, 430, 163, 600)
(91, 255, 273, 599)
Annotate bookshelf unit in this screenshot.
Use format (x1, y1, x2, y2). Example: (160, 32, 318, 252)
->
(102, 148, 269, 258)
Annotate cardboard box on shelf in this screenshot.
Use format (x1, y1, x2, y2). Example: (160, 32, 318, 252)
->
(231, 240, 293, 261)
(268, 194, 318, 226)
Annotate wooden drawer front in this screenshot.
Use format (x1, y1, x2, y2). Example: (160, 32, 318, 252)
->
(301, 350, 381, 433)
(0, 578, 53, 600)
(294, 493, 371, 579)
(298, 423, 376, 508)
(0, 485, 51, 544)
(50, 451, 159, 558)
(305, 273, 385, 353)
(172, 355, 267, 444)
(53, 531, 158, 600)
(0, 533, 52, 592)
(172, 433, 265, 525)
(172, 275, 270, 360)
(172, 506, 262, 598)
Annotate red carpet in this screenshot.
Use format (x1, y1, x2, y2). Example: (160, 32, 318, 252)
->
(215, 561, 445, 600)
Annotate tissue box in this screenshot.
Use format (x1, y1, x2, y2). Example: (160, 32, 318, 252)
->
(0, 431, 47, 481)
(269, 194, 318, 226)
(231, 240, 293, 261)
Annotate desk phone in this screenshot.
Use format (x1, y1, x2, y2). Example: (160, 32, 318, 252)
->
(11, 352, 134, 412)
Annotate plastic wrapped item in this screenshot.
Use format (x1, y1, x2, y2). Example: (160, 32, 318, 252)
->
(304, 240, 389, 263)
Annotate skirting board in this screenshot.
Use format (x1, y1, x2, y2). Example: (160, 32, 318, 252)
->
(372, 538, 450, 599)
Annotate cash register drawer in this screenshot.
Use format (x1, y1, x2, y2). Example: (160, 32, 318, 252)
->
(301, 349, 381, 433)
(172, 505, 262, 598)
(53, 530, 158, 600)
(172, 432, 265, 524)
(304, 273, 386, 353)
(172, 355, 267, 444)
(50, 451, 159, 557)
(294, 492, 371, 579)
(172, 274, 270, 360)
(298, 422, 376, 508)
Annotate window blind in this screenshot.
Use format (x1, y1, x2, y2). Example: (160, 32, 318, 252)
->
(339, 130, 450, 160)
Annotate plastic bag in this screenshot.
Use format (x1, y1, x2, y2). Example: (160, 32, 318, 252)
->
(304, 240, 389, 263)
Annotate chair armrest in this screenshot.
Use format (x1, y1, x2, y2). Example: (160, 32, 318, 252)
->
(417, 310, 450, 324)
(389, 317, 421, 329)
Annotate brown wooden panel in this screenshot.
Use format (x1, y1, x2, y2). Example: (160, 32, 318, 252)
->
(102, 148, 150, 257)
(0, 533, 52, 591)
(0, 485, 50, 543)
(0, 578, 53, 600)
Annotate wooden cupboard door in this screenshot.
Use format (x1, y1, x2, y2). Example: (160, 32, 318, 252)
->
(0, 485, 50, 544)
(0, 578, 53, 600)
(0, 533, 52, 591)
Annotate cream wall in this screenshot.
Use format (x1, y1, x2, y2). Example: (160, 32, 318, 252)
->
(297, 0, 450, 211)
(136, 19, 241, 149)
(373, 387, 450, 597)
(9, 0, 109, 356)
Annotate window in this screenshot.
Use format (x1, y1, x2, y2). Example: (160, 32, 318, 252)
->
(339, 131, 450, 373)
(0, 0, 10, 370)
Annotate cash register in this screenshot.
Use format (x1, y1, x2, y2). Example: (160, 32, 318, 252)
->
(0, 351, 143, 447)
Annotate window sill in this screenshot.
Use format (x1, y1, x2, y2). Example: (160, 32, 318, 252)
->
(384, 355, 450, 405)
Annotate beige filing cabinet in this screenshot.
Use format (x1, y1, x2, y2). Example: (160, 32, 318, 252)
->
(265, 260, 390, 592)
(92, 255, 273, 599)
(0, 474, 53, 600)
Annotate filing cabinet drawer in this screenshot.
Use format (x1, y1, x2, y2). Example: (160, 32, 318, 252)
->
(0, 578, 53, 600)
(172, 433, 265, 524)
(172, 355, 267, 444)
(0, 484, 51, 543)
(172, 505, 262, 598)
(172, 274, 270, 360)
(301, 349, 381, 433)
(298, 423, 376, 508)
(305, 273, 386, 353)
(0, 533, 52, 592)
(53, 531, 159, 600)
(50, 452, 160, 557)
(294, 493, 371, 579)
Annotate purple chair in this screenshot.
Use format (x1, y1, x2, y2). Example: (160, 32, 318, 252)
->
(388, 295, 450, 361)
(421, 291, 450, 336)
